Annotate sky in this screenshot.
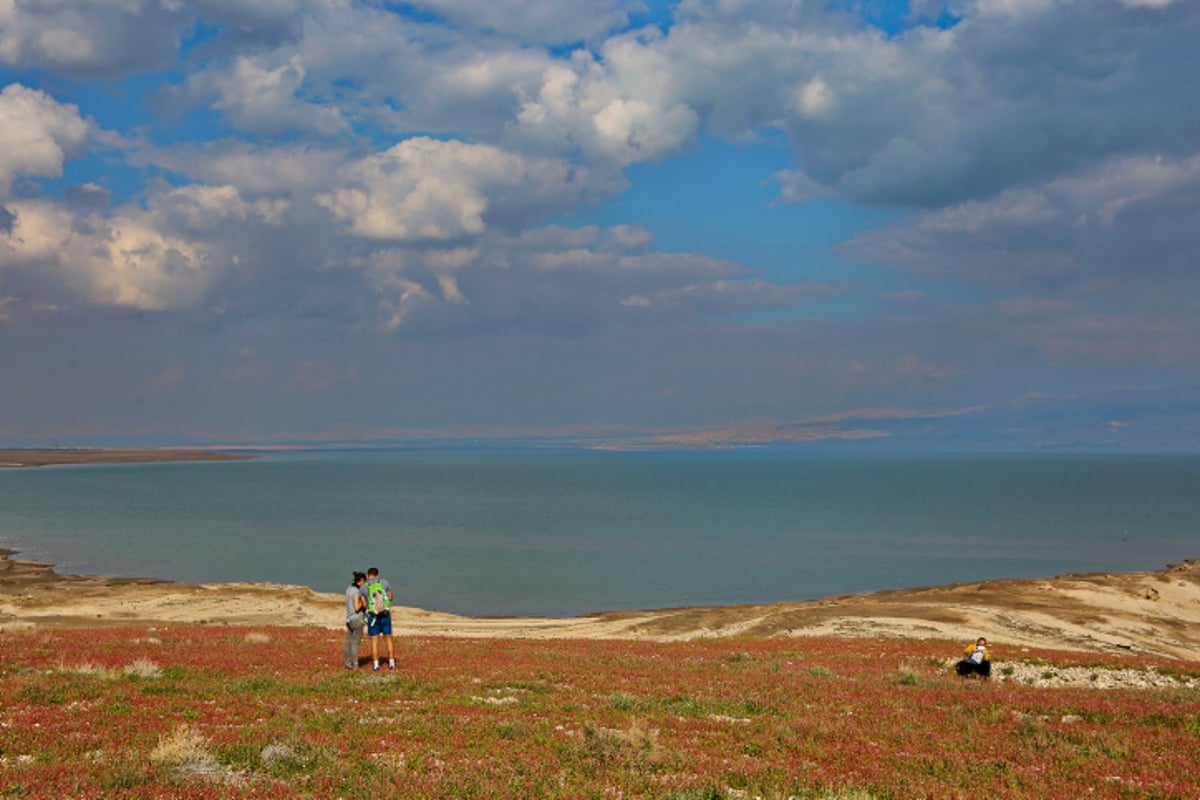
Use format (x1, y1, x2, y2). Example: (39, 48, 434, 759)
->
(1, 0, 1199, 448)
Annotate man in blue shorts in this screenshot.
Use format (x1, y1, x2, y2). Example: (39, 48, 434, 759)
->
(363, 567, 395, 670)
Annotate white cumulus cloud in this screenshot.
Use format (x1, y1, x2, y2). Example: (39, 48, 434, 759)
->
(193, 55, 347, 136)
(0, 84, 89, 196)
(316, 137, 608, 241)
(513, 46, 700, 165)
(0, 200, 222, 311)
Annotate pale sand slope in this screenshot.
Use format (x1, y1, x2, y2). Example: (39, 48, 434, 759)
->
(2, 549, 1198, 660)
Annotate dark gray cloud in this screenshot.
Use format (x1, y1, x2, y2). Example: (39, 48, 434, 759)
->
(0, 0, 185, 78)
(64, 183, 111, 210)
(191, 0, 327, 49)
(844, 154, 1200, 303)
(771, 1, 1200, 207)
(0, 0, 339, 78)
(404, 0, 648, 45)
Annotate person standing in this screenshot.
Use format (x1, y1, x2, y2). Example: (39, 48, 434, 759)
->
(364, 567, 395, 671)
(344, 571, 367, 669)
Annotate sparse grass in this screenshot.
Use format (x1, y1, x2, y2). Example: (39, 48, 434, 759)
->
(122, 658, 162, 679)
(579, 718, 676, 770)
(1, 626, 1198, 798)
(149, 723, 212, 767)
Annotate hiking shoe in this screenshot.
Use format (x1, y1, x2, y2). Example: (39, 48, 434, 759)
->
(373, 662, 380, 671)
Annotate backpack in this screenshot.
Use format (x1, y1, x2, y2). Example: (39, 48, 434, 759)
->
(367, 580, 391, 616)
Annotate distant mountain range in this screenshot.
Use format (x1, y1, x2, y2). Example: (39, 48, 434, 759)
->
(7, 385, 1198, 453)
(612, 385, 1200, 451)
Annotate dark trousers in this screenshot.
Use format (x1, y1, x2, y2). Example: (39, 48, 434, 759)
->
(956, 659, 991, 678)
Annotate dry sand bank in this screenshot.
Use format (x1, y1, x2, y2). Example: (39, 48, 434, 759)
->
(3, 548, 1198, 660)
(0, 449, 254, 468)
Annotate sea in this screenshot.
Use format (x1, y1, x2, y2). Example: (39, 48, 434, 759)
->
(1, 450, 1197, 618)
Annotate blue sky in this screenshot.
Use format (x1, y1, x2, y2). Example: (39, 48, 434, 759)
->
(2, 0, 1199, 448)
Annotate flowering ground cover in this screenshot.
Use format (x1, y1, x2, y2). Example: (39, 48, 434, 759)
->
(1, 627, 1198, 798)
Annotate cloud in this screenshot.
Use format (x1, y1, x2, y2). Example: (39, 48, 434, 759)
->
(1010, 310, 1200, 369)
(190, 0, 336, 48)
(316, 137, 618, 241)
(600, 224, 653, 252)
(147, 142, 346, 196)
(619, 278, 832, 319)
(0, 0, 183, 77)
(0, 84, 89, 197)
(1, 154, 817, 337)
(763, 0, 1200, 207)
(511, 33, 700, 165)
(0, 0, 340, 78)
(0, 199, 225, 312)
(159, 3, 548, 143)
(844, 153, 1200, 299)
(404, 0, 647, 45)
(133, 0, 1193, 206)
(147, 184, 289, 233)
(64, 182, 112, 210)
(357, 225, 836, 335)
(189, 55, 347, 136)
(791, 76, 836, 120)
(10, 1, 1197, 210)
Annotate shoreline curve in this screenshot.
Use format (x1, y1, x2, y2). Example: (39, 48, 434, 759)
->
(3, 547, 1199, 660)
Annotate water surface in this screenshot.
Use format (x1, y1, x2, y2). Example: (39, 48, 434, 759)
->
(1, 451, 1196, 616)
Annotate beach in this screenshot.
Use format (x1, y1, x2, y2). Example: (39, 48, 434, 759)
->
(0, 449, 254, 468)
(3, 547, 1198, 660)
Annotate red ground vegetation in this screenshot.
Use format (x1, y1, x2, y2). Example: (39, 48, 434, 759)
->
(1, 627, 1197, 798)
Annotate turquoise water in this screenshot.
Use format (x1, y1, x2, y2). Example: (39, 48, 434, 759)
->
(1, 451, 1197, 617)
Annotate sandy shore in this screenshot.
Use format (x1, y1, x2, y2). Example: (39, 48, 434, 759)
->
(0, 448, 254, 468)
(3, 548, 1198, 660)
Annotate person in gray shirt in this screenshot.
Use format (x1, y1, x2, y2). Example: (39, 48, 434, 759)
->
(344, 571, 367, 669)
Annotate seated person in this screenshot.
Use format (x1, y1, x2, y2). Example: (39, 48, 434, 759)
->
(956, 636, 991, 679)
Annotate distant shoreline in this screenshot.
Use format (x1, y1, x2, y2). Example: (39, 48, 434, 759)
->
(0, 448, 256, 469)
